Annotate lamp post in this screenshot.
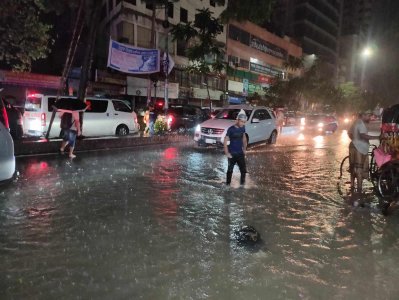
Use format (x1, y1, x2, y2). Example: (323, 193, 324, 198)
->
(360, 46, 374, 91)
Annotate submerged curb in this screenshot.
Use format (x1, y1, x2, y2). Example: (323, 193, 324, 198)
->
(14, 135, 193, 156)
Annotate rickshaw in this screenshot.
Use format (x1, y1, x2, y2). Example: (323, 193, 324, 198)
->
(376, 104, 399, 200)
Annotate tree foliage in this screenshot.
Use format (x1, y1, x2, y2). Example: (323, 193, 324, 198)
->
(171, 8, 225, 75)
(0, 0, 53, 71)
(265, 59, 374, 113)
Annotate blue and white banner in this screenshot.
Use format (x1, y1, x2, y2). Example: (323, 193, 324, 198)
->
(107, 39, 160, 74)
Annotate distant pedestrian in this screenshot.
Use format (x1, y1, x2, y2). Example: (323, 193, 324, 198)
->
(276, 109, 284, 134)
(148, 103, 157, 137)
(224, 112, 248, 185)
(59, 110, 81, 158)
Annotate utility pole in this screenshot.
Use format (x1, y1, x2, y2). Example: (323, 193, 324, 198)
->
(163, 2, 169, 111)
(147, 4, 157, 105)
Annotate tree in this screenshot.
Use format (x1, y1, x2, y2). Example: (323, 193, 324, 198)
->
(171, 8, 225, 106)
(0, 0, 53, 71)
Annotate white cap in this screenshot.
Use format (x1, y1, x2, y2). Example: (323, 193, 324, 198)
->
(237, 109, 247, 121)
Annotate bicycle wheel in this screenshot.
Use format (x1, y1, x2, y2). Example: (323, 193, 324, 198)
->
(378, 162, 399, 198)
(369, 151, 379, 184)
(339, 156, 350, 180)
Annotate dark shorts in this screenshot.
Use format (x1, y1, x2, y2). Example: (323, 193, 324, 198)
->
(63, 129, 77, 147)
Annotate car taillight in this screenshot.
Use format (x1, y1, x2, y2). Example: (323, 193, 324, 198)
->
(2, 108, 9, 129)
(167, 115, 173, 125)
(41, 113, 46, 126)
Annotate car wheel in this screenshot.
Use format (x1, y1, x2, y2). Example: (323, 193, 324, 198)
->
(267, 130, 277, 144)
(116, 125, 129, 136)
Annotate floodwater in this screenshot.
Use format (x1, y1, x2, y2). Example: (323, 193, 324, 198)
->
(1, 130, 399, 299)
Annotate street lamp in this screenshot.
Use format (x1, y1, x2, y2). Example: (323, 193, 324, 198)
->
(361, 47, 373, 59)
(360, 46, 375, 90)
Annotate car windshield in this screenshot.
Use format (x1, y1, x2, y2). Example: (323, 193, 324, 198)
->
(215, 109, 252, 120)
(25, 96, 42, 112)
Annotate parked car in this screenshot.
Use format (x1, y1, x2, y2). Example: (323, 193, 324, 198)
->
(194, 105, 278, 146)
(23, 94, 139, 138)
(302, 114, 338, 134)
(2, 98, 23, 139)
(0, 121, 16, 182)
(166, 105, 208, 134)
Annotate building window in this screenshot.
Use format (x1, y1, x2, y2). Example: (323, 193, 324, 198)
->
(180, 7, 188, 23)
(239, 59, 249, 69)
(137, 25, 152, 48)
(228, 55, 239, 66)
(168, 2, 174, 18)
(146, 2, 154, 10)
(210, 0, 216, 7)
(117, 21, 134, 45)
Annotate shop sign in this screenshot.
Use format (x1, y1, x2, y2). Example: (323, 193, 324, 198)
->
(258, 75, 274, 84)
(250, 36, 287, 59)
(192, 88, 223, 100)
(248, 83, 266, 95)
(250, 62, 282, 77)
(227, 80, 244, 93)
(0, 70, 60, 89)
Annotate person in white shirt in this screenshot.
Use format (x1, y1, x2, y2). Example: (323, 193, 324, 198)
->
(348, 111, 379, 195)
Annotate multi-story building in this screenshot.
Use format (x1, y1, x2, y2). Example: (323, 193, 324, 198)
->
(98, 0, 227, 108)
(270, 0, 343, 68)
(226, 20, 302, 104)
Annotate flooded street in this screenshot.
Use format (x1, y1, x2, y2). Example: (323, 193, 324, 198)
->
(1, 129, 399, 299)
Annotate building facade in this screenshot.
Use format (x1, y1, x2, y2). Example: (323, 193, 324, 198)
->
(99, 0, 227, 108)
(270, 0, 343, 67)
(226, 20, 302, 104)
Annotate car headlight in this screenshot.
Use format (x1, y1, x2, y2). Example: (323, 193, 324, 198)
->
(317, 122, 324, 128)
(195, 124, 201, 132)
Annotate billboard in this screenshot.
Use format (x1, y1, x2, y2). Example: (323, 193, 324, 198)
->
(107, 39, 160, 74)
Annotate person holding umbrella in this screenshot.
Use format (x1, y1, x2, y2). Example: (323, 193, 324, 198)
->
(51, 98, 86, 159)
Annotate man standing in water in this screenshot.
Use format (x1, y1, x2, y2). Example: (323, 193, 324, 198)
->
(348, 110, 379, 195)
(224, 112, 248, 185)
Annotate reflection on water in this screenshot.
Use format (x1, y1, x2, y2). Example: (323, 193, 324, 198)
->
(1, 133, 399, 299)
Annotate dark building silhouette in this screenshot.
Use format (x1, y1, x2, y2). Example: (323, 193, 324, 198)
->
(268, 0, 343, 66)
(339, 0, 377, 84)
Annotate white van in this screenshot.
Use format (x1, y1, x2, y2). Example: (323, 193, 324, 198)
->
(23, 94, 139, 138)
(0, 121, 15, 182)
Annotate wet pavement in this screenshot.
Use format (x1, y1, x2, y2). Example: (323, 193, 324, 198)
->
(1, 126, 399, 299)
